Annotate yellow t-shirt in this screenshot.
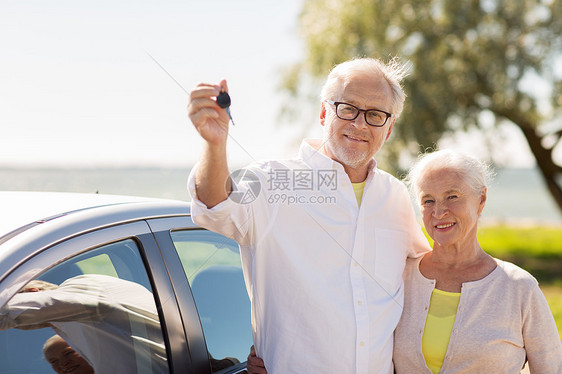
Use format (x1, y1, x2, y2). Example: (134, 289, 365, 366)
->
(422, 288, 461, 373)
(352, 180, 366, 207)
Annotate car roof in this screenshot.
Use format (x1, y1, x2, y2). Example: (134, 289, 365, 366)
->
(0, 191, 192, 289)
(0, 191, 178, 238)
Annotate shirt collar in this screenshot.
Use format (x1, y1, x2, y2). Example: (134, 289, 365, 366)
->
(298, 138, 378, 175)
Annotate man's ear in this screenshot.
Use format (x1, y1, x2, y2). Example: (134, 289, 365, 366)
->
(385, 118, 395, 141)
(320, 102, 326, 127)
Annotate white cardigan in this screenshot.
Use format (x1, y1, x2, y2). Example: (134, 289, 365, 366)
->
(393, 257, 562, 373)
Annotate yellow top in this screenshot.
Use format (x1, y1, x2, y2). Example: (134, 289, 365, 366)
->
(352, 180, 366, 207)
(422, 288, 461, 373)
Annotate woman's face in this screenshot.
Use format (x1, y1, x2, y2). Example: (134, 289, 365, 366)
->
(417, 168, 486, 249)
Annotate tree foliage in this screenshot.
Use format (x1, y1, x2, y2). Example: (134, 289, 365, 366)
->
(288, 0, 562, 211)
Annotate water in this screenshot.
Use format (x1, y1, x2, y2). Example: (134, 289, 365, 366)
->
(1, 166, 560, 225)
(485, 168, 562, 225)
(0, 168, 191, 201)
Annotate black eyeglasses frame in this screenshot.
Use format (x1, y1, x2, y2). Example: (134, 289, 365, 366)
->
(325, 100, 394, 127)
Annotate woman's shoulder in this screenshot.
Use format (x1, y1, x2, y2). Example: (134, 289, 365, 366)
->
(492, 258, 539, 289)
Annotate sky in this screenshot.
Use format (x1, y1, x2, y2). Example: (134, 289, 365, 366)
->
(0, 0, 308, 169)
(0, 0, 546, 170)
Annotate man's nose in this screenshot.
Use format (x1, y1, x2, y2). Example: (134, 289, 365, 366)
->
(351, 112, 369, 129)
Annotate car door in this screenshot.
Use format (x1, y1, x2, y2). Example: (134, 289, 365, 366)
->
(0, 220, 193, 374)
(148, 216, 252, 374)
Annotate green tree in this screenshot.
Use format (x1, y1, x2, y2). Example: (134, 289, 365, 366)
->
(287, 0, 562, 211)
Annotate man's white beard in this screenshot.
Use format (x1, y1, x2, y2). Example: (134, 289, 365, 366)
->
(326, 140, 372, 169)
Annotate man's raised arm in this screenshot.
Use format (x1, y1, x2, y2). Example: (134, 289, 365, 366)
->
(188, 79, 232, 208)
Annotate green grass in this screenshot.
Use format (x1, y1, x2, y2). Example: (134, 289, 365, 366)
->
(423, 225, 562, 338)
(478, 225, 562, 258)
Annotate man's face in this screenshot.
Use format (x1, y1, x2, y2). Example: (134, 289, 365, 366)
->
(44, 338, 94, 374)
(320, 72, 395, 170)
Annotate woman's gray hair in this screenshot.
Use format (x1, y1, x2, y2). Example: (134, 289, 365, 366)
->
(320, 57, 410, 118)
(406, 149, 494, 199)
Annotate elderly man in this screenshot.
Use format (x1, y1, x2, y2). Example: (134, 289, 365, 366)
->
(0, 274, 168, 374)
(188, 57, 431, 373)
(43, 334, 94, 374)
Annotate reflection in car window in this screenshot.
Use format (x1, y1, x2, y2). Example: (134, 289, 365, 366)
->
(171, 230, 252, 369)
(74, 253, 118, 278)
(0, 239, 169, 374)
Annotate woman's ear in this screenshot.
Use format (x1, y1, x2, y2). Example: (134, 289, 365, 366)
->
(478, 187, 487, 215)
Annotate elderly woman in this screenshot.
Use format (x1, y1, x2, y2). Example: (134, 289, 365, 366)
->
(247, 149, 562, 373)
(393, 149, 561, 373)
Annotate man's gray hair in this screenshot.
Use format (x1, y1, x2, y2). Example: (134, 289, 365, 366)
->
(406, 149, 494, 200)
(43, 334, 66, 355)
(21, 279, 58, 292)
(320, 57, 410, 118)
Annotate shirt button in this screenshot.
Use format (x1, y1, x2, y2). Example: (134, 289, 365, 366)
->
(357, 300, 363, 306)
(360, 341, 365, 347)
(353, 261, 359, 267)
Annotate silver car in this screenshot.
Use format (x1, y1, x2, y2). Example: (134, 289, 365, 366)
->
(0, 191, 252, 374)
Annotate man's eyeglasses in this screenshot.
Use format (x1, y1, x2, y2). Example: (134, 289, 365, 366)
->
(326, 100, 394, 127)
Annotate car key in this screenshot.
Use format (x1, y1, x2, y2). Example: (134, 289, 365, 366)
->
(216, 91, 236, 126)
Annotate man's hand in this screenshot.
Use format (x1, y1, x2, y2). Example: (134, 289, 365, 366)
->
(188, 80, 230, 146)
(246, 345, 267, 374)
(189, 79, 233, 208)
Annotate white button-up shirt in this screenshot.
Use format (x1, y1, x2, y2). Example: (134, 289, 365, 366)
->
(0, 274, 167, 373)
(188, 139, 430, 374)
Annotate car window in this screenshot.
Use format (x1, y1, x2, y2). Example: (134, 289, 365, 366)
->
(171, 230, 252, 370)
(0, 238, 169, 374)
(73, 252, 118, 277)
